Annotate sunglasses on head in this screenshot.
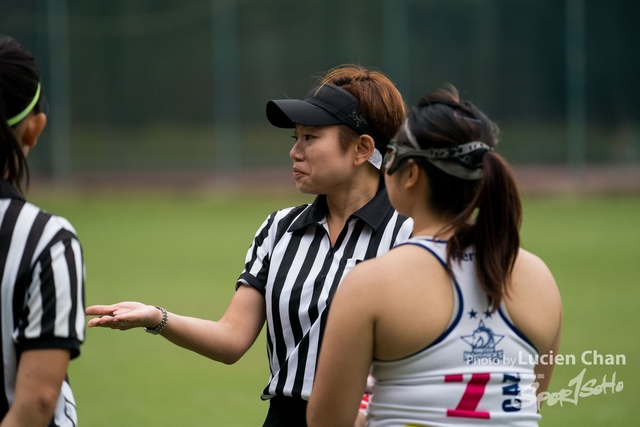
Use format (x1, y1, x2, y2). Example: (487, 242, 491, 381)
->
(384, 139, 494, 175)
(383, 143, 432, 175)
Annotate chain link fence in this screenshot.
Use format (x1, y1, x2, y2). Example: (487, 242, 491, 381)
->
(2, 0, 639, 186)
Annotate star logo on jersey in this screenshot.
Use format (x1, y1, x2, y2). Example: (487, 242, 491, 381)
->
(461, 319, 504, 363)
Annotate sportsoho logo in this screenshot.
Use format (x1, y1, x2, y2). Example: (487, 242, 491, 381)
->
(464, 350, 626, 410)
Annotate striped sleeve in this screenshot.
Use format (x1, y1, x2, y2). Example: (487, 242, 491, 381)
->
(237, 205, 307, 295)
(14, 213, 85, 359)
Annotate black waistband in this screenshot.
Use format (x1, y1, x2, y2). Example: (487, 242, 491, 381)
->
(263, 396, 308, 427)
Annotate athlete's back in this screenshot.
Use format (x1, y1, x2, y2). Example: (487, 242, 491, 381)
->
(367, 237, 543, 427)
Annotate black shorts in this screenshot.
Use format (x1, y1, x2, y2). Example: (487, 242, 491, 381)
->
(262, 396, 308, 427)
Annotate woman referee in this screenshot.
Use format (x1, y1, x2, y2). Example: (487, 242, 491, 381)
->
(0, 36, 86, 426)
(86, 65, 412, 426)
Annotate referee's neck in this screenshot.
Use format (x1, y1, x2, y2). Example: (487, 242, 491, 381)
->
(325, 177, 378, 228)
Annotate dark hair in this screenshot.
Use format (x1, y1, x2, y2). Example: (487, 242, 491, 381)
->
(319, 65, 406, 157)
(395, 84, 522, 311)
(0, 36, 43, 194)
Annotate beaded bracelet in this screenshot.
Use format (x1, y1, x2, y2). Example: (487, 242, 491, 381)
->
(144, 306, 168, 335)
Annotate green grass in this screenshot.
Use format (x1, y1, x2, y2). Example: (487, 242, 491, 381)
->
(27, 190, 639, 426)
(519, 195, 640, 425)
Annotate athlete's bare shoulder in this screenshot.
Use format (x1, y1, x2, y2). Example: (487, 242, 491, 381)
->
(343, 243, 443, 291)
(511, 249, 559, 300)
(336, 242, 453, 360)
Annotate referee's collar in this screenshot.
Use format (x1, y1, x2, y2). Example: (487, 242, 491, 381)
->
(0, 180, 25, 201)
(289, 185, 393, 233)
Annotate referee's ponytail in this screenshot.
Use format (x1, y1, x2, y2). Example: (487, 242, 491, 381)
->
(0, 36, 43, 195)
(392, 84, 522, 312)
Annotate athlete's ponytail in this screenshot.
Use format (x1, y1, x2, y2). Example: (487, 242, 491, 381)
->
(392, 84, 522, 311)
(0, 36, 43, 195)
(445, 150, 522, 311)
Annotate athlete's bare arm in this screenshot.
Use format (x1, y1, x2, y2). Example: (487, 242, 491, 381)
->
(505, 249, 563, 397)
(307, 263, 377, 427)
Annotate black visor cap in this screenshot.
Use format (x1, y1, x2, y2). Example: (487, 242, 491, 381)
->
(266, 84, 359, 128)
(266, 83, 388, 151)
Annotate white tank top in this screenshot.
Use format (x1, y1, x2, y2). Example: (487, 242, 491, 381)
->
(367, 237, 541, 427)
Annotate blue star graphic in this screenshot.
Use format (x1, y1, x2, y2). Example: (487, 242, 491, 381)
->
(484, 309, 492, 318)
(468, 309, 477, 319)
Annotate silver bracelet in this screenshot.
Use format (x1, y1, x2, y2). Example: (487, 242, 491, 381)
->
(144, 306, 168, 335)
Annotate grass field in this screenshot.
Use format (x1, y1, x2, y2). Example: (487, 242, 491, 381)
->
(28, 189, 639, 426)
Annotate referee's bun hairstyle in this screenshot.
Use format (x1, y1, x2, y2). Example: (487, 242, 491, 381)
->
(0, 36, 42, 195)
(318, 64, 406, 158)
(395, 84, 521, 312)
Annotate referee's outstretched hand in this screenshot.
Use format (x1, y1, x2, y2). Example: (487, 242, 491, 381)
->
(86, 302, 164, 331)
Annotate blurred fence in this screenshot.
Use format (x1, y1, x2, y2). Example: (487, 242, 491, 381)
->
(2, 0, 639, 182)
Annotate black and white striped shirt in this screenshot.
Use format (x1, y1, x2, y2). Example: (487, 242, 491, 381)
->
(238, 186, 412, 400)
(0, 180, 85, 426)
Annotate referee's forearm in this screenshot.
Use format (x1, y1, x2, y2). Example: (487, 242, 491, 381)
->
(157, 285, 266, 365)
(159, 315, 245, 364)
